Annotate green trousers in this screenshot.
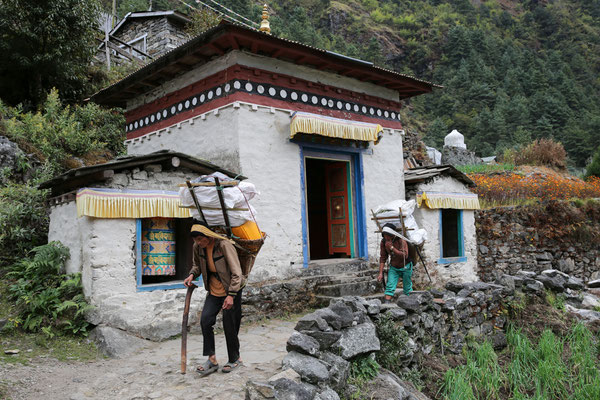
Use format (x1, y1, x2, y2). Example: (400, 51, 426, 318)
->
(385, 262, 413, 297)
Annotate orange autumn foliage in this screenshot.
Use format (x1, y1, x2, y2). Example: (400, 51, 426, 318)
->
(469, 173, 600, 204)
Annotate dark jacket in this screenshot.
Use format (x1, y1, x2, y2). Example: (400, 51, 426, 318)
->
(189, 239, 243, 297)
(379, 237, 410, 268)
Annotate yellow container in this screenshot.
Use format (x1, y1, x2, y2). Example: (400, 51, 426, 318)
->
(232, 220, 262, 240)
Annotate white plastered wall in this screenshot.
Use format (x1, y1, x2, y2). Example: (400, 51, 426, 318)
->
(47, 181, 204, 341)
(410, 176, 478, 284)
(363, 129, 405, 261)
(234, 105, 405, 278)
(126, 105, 241, 173)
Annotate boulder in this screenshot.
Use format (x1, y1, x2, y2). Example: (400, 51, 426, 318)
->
(516, 270, 537, 279)
(490, 332, 508, 350)
(302, 330, 342, 351)
(495, 274, 515, 295)
(587, 279, 600, 289)
(366, 299, 382, 315)
(89, 325, 148, 358)
(359, 371, 411, 400)
(383, 307, 407, 320)
(565, 305, 600, 324)
(396, 295, 421, 312)
(283, 351, 330, 384)
(272, 378, 316, 400)
(536, 274, 566, 291)
(287, 331, 320, 356)
(337, 296, 369, 314)
(314, 387, 340, 400)
(565, 276, 584, 290)
(332, 322, 380, 360)
(246, 381, 275, 399)
(319, 352, 350, 391)
(522, 280, 544, 293)
(581, 294, 600, 310)
(327, 301, 355, 328)
(295, 313, 330, 332)
(268, 368, 302, 384)
(445, 281, 464, 293)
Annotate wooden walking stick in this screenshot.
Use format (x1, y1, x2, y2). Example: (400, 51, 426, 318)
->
(181, 284, 196, 374)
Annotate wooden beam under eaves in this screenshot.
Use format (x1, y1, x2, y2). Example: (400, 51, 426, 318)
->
(228, 35, 239, 50)
(207, 43, 225, 56)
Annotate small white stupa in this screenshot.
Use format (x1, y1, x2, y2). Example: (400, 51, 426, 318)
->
(444, 129, 466, 149)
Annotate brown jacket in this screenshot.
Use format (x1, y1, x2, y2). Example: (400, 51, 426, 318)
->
(379, 237, 410, 269)
(189, 239, 243, 297)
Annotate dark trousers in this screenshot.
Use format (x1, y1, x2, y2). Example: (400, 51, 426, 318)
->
(200, 290, 243, 363)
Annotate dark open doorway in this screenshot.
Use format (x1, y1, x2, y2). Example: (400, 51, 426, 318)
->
(305, 157, 353, 260)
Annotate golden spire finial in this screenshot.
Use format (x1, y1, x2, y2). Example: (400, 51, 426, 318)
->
(259, 4, 271, 35)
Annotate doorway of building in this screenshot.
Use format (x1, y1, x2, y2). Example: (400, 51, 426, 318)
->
(305, 157, 355, 260)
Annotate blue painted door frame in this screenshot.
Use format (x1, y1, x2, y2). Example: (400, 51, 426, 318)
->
(298, 142, 369, 267)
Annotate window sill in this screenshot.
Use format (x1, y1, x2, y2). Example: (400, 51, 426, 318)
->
(437, 256, 467, 265)
(136, 279, 202, 292)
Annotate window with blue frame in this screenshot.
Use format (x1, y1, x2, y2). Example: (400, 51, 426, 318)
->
(136, 217, 197, 291)
(439, 209, 466, 263)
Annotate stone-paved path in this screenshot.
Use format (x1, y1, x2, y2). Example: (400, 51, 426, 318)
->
(1, 319, 296, 400)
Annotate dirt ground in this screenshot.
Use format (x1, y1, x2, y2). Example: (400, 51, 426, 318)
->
(0, 318, 296, 400)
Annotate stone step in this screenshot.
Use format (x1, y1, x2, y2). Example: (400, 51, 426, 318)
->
(301, 258, 370, 276)
(298, 273, 371, 289)
(314, 290, 404, 307)
(316, 279, 383, 298)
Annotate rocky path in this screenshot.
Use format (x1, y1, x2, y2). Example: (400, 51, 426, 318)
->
(1, 319, 296, 400)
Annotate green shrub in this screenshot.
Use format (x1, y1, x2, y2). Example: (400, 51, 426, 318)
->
(0, 89, 124, 175)
(0, 183, 49, 270)
(504, 139, 568, 169)
(375, 313, 410, 374)
(348, 353, 380, 385)
(7, 242, 93, 337)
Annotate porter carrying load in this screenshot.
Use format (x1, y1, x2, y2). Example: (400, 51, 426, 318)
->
(179, 172, 265, 374)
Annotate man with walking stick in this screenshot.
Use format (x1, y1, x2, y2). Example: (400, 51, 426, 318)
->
(183, 222, 244, 376)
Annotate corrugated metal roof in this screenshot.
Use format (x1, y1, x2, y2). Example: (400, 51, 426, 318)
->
(404, 164, 475, 187)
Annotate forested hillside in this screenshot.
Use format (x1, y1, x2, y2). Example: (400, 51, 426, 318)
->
(264, 0, 600, 167)
(117, 0, 600, 167)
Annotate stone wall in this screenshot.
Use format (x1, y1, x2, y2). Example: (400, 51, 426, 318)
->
(246, 269, 600, 400)
(97, 16, 189, 65)
(117, 17, 188, 58)
(441, 146, 482, 166)
(476, 201, 600, 283)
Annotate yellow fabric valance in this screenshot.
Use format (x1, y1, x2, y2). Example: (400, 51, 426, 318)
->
(290, 111, 382, 142)
(77, 188, 192, 219)
(416, 191, 480, 210)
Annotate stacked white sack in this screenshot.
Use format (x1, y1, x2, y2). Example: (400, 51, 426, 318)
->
(373, 199, 428, 245)
(179, 172, 259, 227)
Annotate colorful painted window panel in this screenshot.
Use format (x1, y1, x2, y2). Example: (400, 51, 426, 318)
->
(141, 218, 176, 276)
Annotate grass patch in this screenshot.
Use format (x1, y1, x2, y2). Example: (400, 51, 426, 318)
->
(0, 327, 102, 365)
(457, 163, 515, 174)
(439, 323, 600, 400)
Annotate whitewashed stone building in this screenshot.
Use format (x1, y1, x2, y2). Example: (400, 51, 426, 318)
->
(46, 21, 436, 339)
(404, 165, 480, 284)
